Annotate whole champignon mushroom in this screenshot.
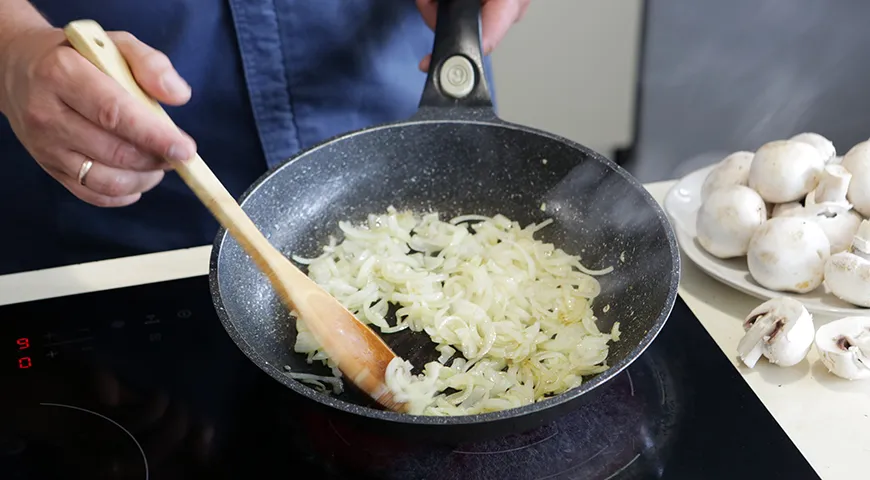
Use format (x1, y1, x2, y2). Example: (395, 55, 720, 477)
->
(700, 151, 755, 203)
(746, 216, 830, 293)
(748, 140, 825, 203)
(737, 297, 814, 368)
(840, 140, 870, 217)
(696, 184, 767, 259)
(783, 165, 862, 253)
(815, 316, 870, 380)
(789, 132, 836, 164)
(794, 205, 863, 254)
(824, 220, 870, 307)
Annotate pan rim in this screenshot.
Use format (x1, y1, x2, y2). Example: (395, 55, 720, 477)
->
(208, 117, 681, 426)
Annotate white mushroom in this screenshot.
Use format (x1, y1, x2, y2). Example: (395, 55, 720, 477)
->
(782, 165, 862, 253)
(789, 132, 836, 163)
(817, 165, 851, 206)
(815, 316, 870, 380)
(748, 140, 826, 203)
(771, 202, 803, 218)
(696, 184, 767, 259)
(824, 220, 870, 307)
(804, 164, 853, 208)
(746, 216, 830, 293)
(700, 151, 755, 203)
(840, 140, 870, 217)
(737, 297, 814, 368)
(795, 205, 862, 253)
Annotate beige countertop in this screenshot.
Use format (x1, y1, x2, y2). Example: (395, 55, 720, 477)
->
(1, 180, 867, 479)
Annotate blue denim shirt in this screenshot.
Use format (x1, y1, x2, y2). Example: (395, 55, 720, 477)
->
(0, 0, 493, 274)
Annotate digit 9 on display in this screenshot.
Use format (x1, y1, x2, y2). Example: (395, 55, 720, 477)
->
(16, 337, 32, 369)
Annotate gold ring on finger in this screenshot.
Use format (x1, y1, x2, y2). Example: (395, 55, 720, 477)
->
(77, 158, 94, 186)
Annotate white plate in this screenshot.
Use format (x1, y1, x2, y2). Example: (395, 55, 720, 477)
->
(663, 164, 869, 316)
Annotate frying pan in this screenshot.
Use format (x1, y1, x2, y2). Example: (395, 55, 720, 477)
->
(209, 0, 680, 442)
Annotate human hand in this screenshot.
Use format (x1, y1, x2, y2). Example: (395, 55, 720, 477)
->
(0, 28, 197, 207)
(415, 0, 531, 72)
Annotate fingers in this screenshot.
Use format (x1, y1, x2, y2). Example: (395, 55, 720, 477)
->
(54, 173, 141, 208)
(43, 45, 196, 162)
(416, 0, 438, 30)
(46, 150, 163, 207)
(70, 152, 164, 197)
(56, 108, 169, 171)
(518, 0, 531, 21)
(480, 0, 523, 54)
(109, 31, 191, 106)
(416, 0, 528, 72)
(419, 54, 432, 73)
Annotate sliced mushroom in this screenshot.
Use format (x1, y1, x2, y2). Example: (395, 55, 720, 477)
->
(782, 166, 862, 253)
(700, 151, 755, 203)
(840, 140, 870, 216)
(748, 140, 826, 203)
(824, 219, 870, 307)
(696, 184, 767, 259)
(804, 164, 853, 209)
(737, 297, 814, 368)
(746, 216, 830, 293)
(815, 316, 870, 380)
(789, 132, 836, 163)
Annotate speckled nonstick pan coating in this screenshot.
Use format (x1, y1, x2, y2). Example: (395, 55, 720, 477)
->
(209, 0, 680, 442)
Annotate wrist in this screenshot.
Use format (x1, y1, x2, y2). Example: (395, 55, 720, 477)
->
(0, 0, 51, 42)
(0, 20, 53, 115)
(0, 0, 51, 49)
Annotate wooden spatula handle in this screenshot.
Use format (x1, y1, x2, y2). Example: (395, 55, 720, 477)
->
(64, 20, 287, 272)
(65, 21, 406, 412)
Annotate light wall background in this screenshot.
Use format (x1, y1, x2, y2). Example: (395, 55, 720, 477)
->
(491, 0, 643, 157)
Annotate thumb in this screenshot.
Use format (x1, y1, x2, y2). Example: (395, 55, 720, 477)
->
(108, 31, 191, 106)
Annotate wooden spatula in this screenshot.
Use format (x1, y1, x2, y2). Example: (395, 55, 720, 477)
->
(64, 20, 406, 412)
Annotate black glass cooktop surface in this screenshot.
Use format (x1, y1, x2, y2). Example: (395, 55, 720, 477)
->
(0, 275, 819, 479)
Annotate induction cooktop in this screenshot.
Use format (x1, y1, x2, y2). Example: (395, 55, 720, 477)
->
(0, 275, 820, 479)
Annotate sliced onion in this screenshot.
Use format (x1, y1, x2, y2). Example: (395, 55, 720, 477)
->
(288, 207, 618, 415)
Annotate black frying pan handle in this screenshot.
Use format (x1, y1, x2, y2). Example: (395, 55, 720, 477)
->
(418, 0, 493, 109)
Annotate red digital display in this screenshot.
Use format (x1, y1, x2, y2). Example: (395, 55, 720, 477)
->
(16, 337, 32, 369)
